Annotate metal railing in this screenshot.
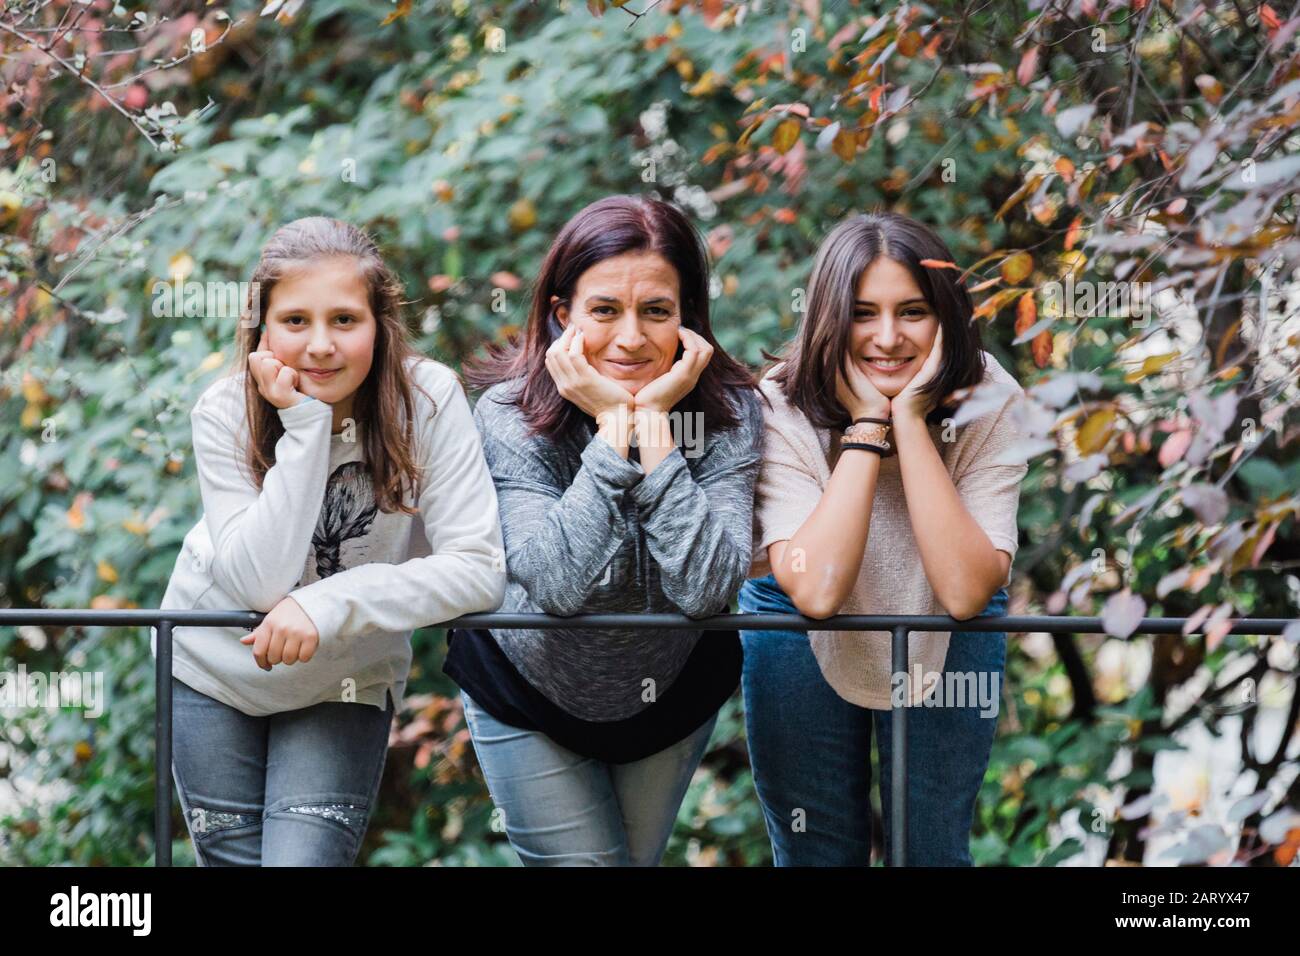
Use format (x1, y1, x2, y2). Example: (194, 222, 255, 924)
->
(0, 607, 1295, 866)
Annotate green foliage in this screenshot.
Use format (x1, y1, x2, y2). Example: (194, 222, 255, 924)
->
(3, 0, 1298, 865)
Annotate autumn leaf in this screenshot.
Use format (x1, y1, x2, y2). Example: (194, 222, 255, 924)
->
(1015, 291, 1037, 337)
(508, 198, 536, 231)
(1158, 429, 1193, 468)
(381, 0, 412, 26)
(1016, 45, 1040, 86)
(1076, 408, 1117, 454)
(920, 258, 961, 271)
(772, 118, 801, 154)
(994, 174, 1043, 221)
(896, 31, 922, 57)
(66, 492, 92, 530)
(1123, 351, 1180, 383)
(1064, 216, 1083, 250)
(1032, 330, 1053, 368)
(1000, 251, 1034, 284)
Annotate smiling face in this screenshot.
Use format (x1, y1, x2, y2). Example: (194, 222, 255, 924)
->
(263, 255, 377, 420)
(848, 256, 940, 398)
(555, 251, 681, 395)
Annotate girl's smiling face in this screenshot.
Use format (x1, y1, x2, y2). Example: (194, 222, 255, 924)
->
(554, 251, 681, 395)
(848, 256, 940, 398)
(263, 255, 376, 414)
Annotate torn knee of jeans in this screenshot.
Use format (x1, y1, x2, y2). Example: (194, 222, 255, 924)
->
(278, 802, 369, 830)
(189, 807, 258, 835)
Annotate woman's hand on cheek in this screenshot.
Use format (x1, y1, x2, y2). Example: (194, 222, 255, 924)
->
(249, 331, 306, 410)
(632, 327, 713, 414)
(545, 324, 635, 421)
(892, 325, 945, 420)
(836, 353, 891, 421)
(240, 596, 320, 671)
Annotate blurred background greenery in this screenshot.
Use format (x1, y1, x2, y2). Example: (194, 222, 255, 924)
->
(2, 0, 1298, 866)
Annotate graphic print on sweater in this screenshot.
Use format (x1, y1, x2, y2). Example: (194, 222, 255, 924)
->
(311, 460, 379, 578)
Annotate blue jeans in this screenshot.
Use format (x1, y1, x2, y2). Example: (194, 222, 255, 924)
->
(738, 575, 1008, 867)
(461, 690, 716, 866)
(170, 676, 394, 866)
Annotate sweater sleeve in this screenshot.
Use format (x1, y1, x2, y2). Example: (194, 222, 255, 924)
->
(955, 396, 1027, 570)
(749, 400, 824, 580)
(288, 366, 507, 642)
(477, 395, 645, 617)
(628, 391, 763, 618)
(193, 385, 333, 613)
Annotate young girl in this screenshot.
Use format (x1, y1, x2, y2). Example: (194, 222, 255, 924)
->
(446, 195, 763, 866)
(740, 211, 1026, 866)
(157, 217, 505, 866)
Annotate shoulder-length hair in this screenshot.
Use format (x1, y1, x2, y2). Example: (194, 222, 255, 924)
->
(465, 195, 756, 437)
(228, 216, 433, 516)
(768, 211, 986, 428)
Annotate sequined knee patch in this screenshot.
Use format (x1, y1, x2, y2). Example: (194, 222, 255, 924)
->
(279, 802, 368, 830)
(190, 807, 258, 835)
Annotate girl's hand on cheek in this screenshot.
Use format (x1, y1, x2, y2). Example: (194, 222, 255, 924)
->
(893, 326, 945, 420)
(249, 331, 306, 410)
(633, 326, 713, 414)
(836, 353, 891, 421)
(240, 596, 319, 670)
(545, 324, 635, 420)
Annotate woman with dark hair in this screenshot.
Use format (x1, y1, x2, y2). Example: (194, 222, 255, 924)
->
(445, 194, 763, 866)
(740, 211, 1027, 866)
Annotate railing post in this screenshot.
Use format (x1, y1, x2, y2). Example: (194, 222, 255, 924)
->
(890, 623, 909, 868)
(155, 620, 172, 867)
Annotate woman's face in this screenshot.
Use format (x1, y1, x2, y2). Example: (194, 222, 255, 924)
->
(847, 256, 940, 398)
(555, 251, 681, 396)
(263, 255, 377, 406)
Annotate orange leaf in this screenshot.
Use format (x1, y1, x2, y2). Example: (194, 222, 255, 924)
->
(1015, 291, 1037, 337)
(1032, 330, 1053, 368)
(1054, 156, 1076, 182)
(896, 31, 922, 57)
(1064, 216, 1083, 250)
(919, 258, 961, 271)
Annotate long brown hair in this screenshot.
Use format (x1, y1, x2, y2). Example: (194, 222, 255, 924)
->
(769, 211, 986, 428)
(465, 195, 756, 437)
(229, 217, 433, 516)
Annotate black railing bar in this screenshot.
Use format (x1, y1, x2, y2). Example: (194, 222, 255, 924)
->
(0, 609, 1294, 635)
(891, 624, 908, 868)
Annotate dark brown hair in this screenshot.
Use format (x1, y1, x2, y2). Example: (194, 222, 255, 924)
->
(465, 195, 756, 436)
(229, 216, 433, 515)
(769, 211, 986, 428)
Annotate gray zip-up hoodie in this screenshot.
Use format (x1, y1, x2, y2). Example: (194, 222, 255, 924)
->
(473, 380, 763, 722)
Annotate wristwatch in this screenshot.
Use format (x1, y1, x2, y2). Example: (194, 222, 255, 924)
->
(841, 417, 892, 456)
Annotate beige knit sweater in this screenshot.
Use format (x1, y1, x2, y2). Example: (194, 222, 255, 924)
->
(748, 351, 1027, 709)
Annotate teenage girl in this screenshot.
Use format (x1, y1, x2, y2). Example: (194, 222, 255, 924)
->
(158, 216, 505, 866)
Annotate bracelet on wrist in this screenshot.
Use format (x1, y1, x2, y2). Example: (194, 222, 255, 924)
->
(841, 442, 888, 456)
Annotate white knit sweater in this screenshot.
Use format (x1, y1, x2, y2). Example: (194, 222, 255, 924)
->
(157, 357, 506, 716)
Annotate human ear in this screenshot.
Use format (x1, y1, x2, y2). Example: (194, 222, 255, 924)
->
(551, 294, 569, 329)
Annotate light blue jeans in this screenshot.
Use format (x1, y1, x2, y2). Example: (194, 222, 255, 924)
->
(170, 675, 394, 866)
(461, 690, 716, 866)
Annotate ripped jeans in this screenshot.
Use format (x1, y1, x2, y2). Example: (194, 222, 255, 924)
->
(170, 676, 393, 866)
